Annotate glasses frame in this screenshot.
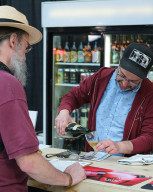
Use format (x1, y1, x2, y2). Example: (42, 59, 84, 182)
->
(116, 68, 142, 87)
(23, 38, 33, 54)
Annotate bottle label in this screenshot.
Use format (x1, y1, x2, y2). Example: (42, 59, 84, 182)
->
(70, 71, 77, 84)
(78, 51, 85, 63)
(71, 51, 77, 63)
(57, 69, 64, 83)
(56, 50, 60, 62)
(64, 70, 70, 83)
(64, 51, 71, 63)
(92, 51, 99, 63)
(85, 51, 92, 63)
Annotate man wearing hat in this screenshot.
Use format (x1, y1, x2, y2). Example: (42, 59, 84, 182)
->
(56, 42, 153, 157)
(0, 5, 86, 192)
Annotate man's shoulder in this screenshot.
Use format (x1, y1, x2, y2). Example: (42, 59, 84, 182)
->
(96, 67, 116, 80)
(140, 78, 153, 96)
(0, 71, 26, 104)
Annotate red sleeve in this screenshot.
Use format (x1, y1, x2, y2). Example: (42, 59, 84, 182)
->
(0, 100, 39, 160)
(58, 72, 98, 113)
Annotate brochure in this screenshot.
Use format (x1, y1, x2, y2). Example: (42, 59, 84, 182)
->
(79, 151, 110, 161)
(84, 166, 152, 186)
(49, 158, 91, 172)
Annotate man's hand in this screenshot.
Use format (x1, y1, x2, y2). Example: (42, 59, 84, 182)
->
(55, 109, 75, 135)
(65, 162, 86, 186)
(95, 139, 133, 155)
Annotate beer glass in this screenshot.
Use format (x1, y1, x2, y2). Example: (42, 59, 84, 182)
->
(85, 131, 99, 155)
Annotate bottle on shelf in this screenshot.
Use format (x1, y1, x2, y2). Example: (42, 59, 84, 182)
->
(56, 42, 64, 62)
(75, 68, 80, 84)
(64, 41, 71, 63)
(80, 107, 88, 128)
(70, 68, 77, 84)
(57, 68, 64, 83)
(120, 35, 126, 59)
(136, 35, 140, 43)
(85, 42, 92, 63)
(70, 41, 78, 63)
(71, 110, 77, 122)
(64, 68, 70, 83)
(111, 36, 120, 64)
(65, 122, 91, 138)
(92, 41, 100, 63)
(80, 69, 87, 82)
(77, 41, 85, 63)
(126, 35, 131, 46)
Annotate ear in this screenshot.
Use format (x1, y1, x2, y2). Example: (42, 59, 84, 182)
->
(9, 33, 18, 50)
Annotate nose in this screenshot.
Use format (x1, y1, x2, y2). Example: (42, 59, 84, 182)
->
(122, 80, 130, 87)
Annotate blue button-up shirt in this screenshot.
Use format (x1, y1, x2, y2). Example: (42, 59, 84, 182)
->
(96, 69, 141, 155)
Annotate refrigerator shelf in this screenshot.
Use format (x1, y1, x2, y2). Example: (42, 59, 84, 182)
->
(110, 63, 119, 67)
(55, 62, 100, 66)
(55, 83, 79, 87)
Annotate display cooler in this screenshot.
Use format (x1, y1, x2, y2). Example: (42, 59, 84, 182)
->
(41, 0, 153, 149)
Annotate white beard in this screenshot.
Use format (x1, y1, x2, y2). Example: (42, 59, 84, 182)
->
(9, 48, 27, 87)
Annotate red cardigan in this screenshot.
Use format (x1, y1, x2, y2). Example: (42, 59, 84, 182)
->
(59, 67, 153, 155)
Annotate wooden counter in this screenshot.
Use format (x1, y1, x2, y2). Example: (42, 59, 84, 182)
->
(28, 148, 153, 192)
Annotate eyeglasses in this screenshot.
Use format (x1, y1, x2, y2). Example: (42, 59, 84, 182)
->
(116, 68, 142, 87)
(23, 39, 33, 53)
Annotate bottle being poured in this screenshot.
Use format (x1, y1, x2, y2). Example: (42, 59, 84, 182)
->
(64, 122, 91, 138)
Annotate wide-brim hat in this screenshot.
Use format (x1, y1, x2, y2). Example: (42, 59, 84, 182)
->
(0, 6, 42, 45)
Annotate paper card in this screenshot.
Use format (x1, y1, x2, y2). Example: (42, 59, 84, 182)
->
(49, 158, 91, 172)
(79, 151, 110, 161)
(84, 166, 152, 186)
(141, 181, 153, 190)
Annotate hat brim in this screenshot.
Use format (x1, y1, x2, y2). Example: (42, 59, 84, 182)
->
(0, 22, 42, 45)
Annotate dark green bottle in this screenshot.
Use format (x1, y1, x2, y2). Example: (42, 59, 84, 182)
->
(65, 123, 91, 137)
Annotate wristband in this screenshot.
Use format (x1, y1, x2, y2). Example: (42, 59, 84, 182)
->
(65, 172, 73, 187)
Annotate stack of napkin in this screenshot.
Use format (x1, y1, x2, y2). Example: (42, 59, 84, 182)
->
(118, 154, 153, 165)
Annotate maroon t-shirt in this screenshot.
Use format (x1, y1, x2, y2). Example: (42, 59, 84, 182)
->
(0, 71, 39, 192)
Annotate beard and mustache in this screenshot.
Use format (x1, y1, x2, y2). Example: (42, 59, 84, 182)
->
(9, 44, 27, 87)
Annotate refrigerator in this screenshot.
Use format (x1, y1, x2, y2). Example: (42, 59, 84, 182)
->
(41, 0, 153, 149)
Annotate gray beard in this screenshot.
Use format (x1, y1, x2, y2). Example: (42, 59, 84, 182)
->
(9, 52, 27, 87)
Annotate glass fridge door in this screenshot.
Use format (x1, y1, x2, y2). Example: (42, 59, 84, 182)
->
(52, 34, 103, 150)
(104, 33, 153, 81)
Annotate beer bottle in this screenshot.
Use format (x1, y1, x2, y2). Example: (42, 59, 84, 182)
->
(80, 107, 88, 128)
(57, 68, 64, 83)
(70, 69, 77, 84)
(64, 41, 70, 63)
(56, 42, 63, 62)
(64, 68, 70, 83)
(85, 42, 92, 63)
(70, 41, 77, 63)
(65, 122, 91, 137)
(92, 41, 100, 63)
(77, 42, 85, 63)
(120, 35, 126, 59)
(112, 37, 119, 64)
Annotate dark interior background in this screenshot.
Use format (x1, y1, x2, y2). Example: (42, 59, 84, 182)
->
(0, 0, 64, 133)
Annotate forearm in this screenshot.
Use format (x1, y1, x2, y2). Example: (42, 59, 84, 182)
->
(117, 141, 133, 154)
(16, 152, 69, 186)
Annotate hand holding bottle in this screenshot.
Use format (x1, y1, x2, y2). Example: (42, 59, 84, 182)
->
(55, 109, 75, 135)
